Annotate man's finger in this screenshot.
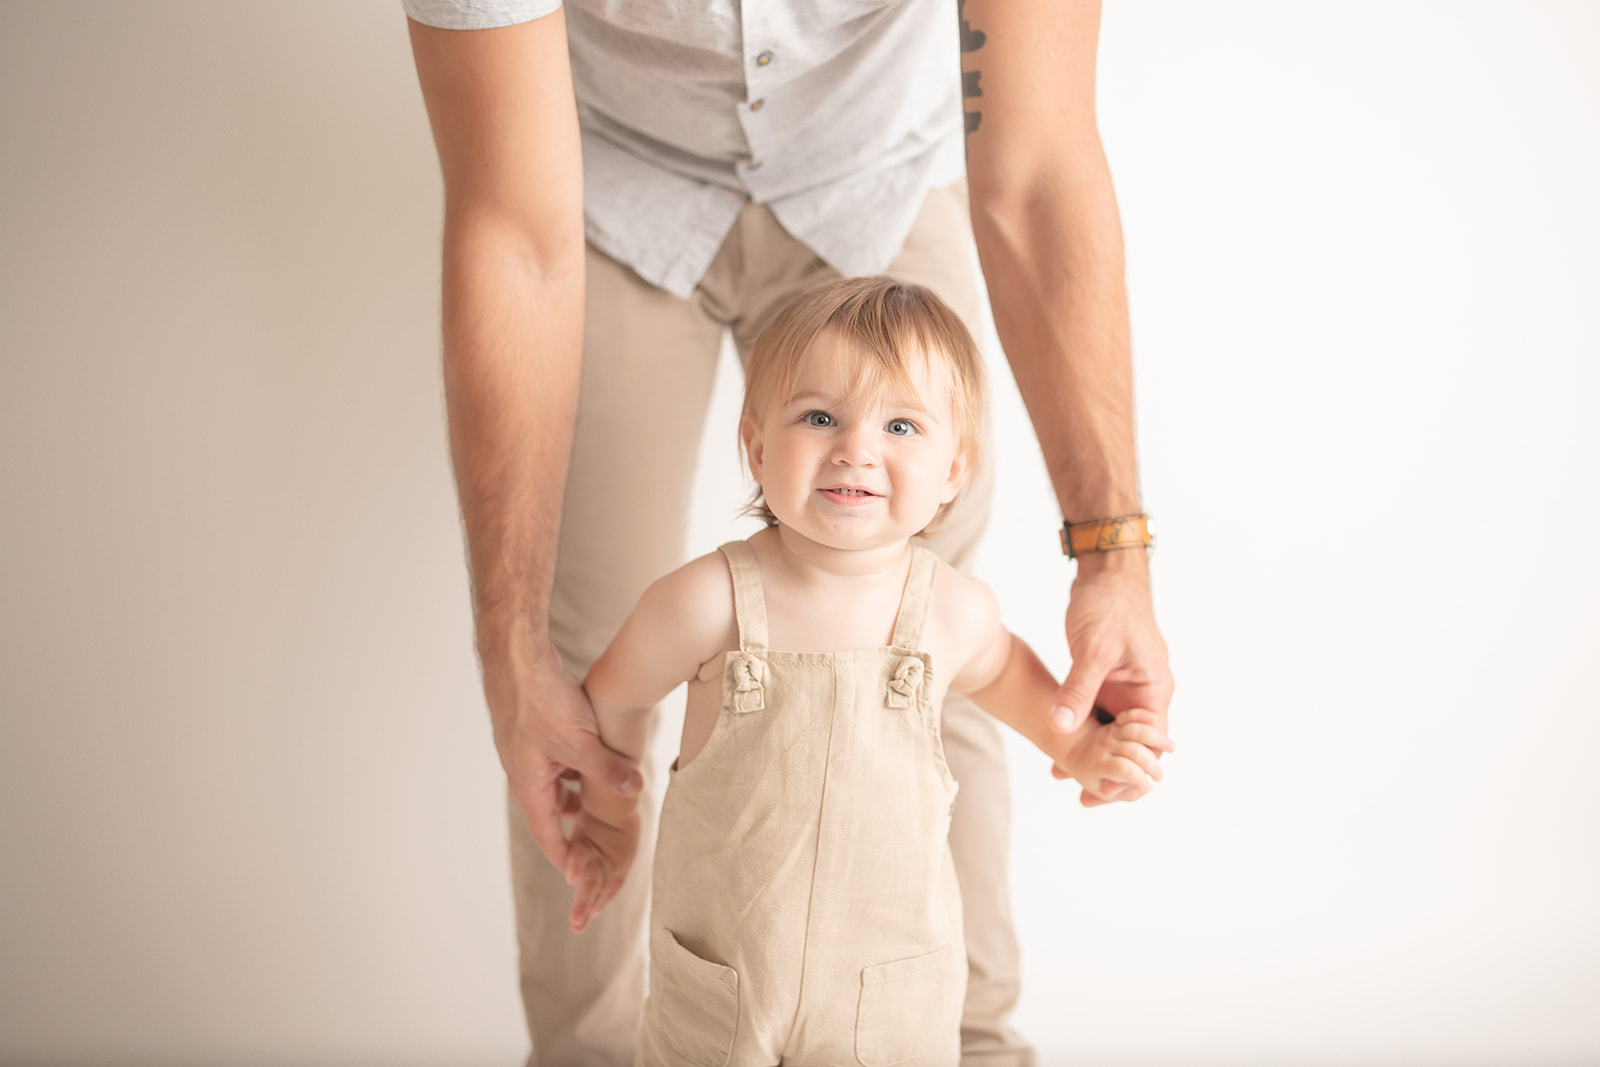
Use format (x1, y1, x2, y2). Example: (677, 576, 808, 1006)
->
(583, 862, 612, 929)
(512, 780, 571, 872)
(568, 732, 644, 798)
(579, 876, 598, 934)
(568, 849, 600, 932)
(1052, 655, 1112, 732)
(1048, 702, 1089, 733)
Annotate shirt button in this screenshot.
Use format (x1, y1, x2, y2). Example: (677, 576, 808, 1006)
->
(756, 50, 773, 66)
(750, 99, 764, 111)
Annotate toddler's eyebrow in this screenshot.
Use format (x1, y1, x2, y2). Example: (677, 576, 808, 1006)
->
(882, 393, 939, 422)
(876, 391, 934, 425)
(788, 390, 842, 405)
(788, 389, 939, 422)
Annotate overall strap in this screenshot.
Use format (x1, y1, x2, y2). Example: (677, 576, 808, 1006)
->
(717, 540, 769, 652)
(890, 545, 939, 651)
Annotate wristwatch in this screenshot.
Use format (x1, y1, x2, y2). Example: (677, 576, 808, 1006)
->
(1059, 514, 1154, 558)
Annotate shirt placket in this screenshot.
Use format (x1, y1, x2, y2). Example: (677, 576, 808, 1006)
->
(736, 2, 775, 197)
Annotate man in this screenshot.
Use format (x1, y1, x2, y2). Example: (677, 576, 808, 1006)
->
(405, 1, 1173, 1063)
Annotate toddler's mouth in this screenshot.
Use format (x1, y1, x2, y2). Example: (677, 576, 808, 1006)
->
(819, 485, 881, 505)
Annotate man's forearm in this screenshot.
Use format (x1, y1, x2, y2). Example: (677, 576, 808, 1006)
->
(442, 222, 585, 648)
(959, 0, 1141, 568)
(972, 158, 1139, 537)
(409, 15, 639, 836)
(960, 0, 1172, 740)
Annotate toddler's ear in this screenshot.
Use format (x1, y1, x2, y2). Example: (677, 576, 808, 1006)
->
(741, 413, 765, 480)
(940, 448, 973, 504)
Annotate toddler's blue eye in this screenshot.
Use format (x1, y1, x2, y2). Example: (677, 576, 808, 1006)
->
(886, 419, 917, 437)
(805, 411, 834, 427)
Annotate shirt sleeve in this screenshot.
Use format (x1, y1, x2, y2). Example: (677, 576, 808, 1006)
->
(401, 0, 562, 30)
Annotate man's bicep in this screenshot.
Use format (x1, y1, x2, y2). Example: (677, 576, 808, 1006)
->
(408, 9, 582, 254)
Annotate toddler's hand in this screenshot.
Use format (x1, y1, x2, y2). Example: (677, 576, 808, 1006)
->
(1051, 707, 1174, 807)
(565, 785, 640, 933)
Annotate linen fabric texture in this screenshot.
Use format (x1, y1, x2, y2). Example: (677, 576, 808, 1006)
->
(399, 0, 966, 297)
(638, 539, 965, 1066)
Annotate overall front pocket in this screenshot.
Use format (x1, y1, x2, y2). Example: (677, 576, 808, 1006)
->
(646, 925, 740, 1067)
(854, 943, 953, 1066)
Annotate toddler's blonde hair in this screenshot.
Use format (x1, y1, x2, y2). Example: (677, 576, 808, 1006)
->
(740, 276, 988, 530)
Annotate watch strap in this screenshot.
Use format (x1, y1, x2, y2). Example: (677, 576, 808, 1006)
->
(1060, 514, 1154, 558)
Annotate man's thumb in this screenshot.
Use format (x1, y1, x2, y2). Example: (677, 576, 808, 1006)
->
(1050, 659, 1106, 733)
(574, 736, 644, 797)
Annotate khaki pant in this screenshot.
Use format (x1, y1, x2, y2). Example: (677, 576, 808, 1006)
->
(511, 183, 1032, 1066)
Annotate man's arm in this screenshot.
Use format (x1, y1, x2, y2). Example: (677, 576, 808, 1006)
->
(959, 0, 1175, 734)
(409, 12, 638, 875)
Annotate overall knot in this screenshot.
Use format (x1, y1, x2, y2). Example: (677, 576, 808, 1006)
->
(885, 655, 925, 709)
(723, 651, 767, 713)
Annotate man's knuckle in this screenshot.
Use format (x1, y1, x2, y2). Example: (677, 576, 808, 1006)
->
(1075, 637, 1118, 671)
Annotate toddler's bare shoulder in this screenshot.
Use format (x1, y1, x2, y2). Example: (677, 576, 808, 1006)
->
(929, 560, 1003, 652)
(639, 550, 738, 656)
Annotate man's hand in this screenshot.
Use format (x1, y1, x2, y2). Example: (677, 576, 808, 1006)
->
(484, 633, 642, 873)
(1046, 553, 1175, 802)
(1049, 554, 1174, 739)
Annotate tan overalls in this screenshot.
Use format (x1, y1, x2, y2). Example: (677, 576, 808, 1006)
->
(638, 540, 966, 1067)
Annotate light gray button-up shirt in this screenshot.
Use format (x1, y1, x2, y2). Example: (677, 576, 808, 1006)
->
(404, 0, 966, 298)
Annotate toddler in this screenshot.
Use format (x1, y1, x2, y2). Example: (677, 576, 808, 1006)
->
(566, 277, 1174, 1066)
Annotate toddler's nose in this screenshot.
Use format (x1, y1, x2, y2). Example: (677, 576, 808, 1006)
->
(831, 424, 879, 467)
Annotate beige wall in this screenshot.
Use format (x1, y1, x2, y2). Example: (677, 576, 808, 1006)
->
(3, 2, 1599, 1065)
(0, 4, 526, 1063)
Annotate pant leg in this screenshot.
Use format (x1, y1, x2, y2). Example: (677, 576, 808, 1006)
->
(509, 242, 725, 1067)
(732, 183, 1033, 1066)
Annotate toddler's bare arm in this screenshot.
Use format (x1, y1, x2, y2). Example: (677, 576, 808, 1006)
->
(946, 574, 1173, 804)
(567, 553, 734, 931)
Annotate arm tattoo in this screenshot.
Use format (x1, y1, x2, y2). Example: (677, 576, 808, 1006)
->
(958, 0, 986, 145)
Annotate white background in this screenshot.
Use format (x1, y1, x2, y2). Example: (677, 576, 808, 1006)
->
(2, 3, 1596, 1064)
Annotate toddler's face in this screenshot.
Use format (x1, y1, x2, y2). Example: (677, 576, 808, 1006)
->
(742, 333, 970, 552)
